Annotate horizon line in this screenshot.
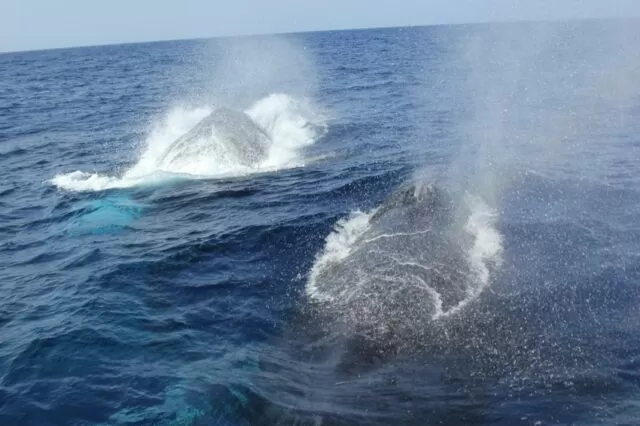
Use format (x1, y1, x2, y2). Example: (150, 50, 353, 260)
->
(2, 15, 638, 55)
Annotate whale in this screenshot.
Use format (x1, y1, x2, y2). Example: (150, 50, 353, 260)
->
(200, 182, 622, 425)
(204, 183, 500, 424)
(306, 182, 481, 344)
(156, 106, 271, 173)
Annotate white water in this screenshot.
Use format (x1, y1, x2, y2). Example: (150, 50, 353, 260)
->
(451, 194, 503, 315)
(306, 210, 374, 303)
(306, 194, 502, 320)
(52, 93, 326, 192)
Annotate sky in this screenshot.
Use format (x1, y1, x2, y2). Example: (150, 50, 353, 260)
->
(3, 0, 640, 53)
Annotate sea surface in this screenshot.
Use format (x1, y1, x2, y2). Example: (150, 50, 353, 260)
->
(2, 20, 640, 425)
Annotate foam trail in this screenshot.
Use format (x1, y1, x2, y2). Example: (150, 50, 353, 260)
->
(52, 94, 326, 192)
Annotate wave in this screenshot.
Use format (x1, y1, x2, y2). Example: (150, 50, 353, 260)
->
(52, 93, 327, 192)
(306, 189, 503, 326)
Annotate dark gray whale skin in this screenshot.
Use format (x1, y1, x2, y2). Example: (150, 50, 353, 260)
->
(306, 182, 473, 345)
(157, 107, 271, 169)
(370, 182, 451, 223)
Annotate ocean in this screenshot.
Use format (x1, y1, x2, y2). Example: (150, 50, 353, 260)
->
(2, 20, 640, 425)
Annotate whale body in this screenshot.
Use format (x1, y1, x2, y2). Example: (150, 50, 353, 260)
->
(157, 107, 271, 173)
(221, 184, 506, 423)
(307, 182, 477, 341)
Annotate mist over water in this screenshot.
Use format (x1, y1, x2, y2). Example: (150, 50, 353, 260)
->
(193, 36, 318, 104)
(445, 20, 640, 206)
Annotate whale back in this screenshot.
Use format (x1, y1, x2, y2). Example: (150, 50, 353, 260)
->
(158, 107, 271, 172)
(371, 182, 450, 224)
(307, 183, 473, 342)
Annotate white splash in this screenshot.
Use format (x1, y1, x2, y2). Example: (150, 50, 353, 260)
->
(306, 210, 374, 302)
(52, 93, 326, 192)
(447, 194, 503, 316)
(247, 93, 322, 168)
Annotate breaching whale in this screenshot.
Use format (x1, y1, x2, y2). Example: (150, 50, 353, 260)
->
(306, 182, 482, 342)
(156, 106, 271, 173)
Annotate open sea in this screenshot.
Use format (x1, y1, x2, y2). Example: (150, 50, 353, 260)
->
(2, 20, 640, 425)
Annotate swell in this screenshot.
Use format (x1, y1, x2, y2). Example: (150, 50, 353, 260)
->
(102, 214, 333, 286)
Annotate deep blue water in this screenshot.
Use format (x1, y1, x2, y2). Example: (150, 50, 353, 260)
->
(2, 20, 640, 425)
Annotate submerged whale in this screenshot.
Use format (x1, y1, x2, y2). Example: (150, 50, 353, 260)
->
(306, 182, 488, 342)
(157, 107, 271, 173)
